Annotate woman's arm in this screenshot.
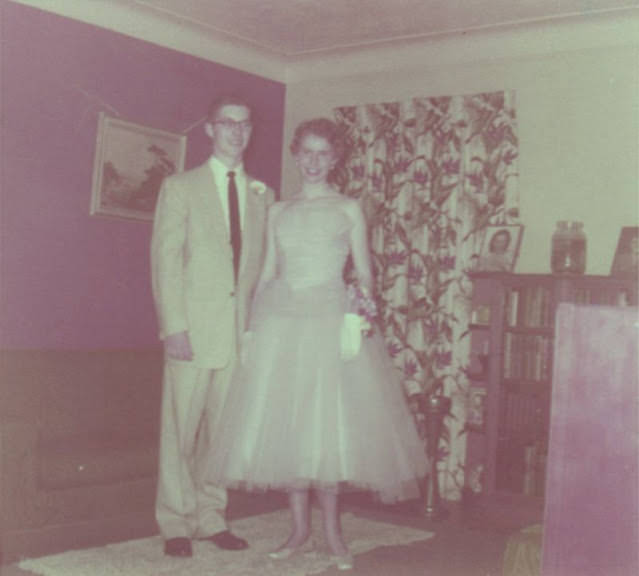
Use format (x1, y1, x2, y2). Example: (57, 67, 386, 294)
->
(253, 202, 282, 296)
(345, 198, 373, 290)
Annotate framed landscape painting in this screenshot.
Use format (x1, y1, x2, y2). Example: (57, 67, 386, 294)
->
(90, 113, 187, 221)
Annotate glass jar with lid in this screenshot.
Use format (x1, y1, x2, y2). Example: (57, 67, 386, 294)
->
(551, 220, 586, 274)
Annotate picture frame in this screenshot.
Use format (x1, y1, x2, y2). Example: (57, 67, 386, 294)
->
(470, 304, 491, 326)
(466, 387, 487, 431)
(476, 224, 523, 272)
(90, 112, 187, 221)
(610, 226, 639, 279)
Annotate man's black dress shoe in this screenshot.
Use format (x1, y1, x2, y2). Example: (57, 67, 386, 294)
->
(164, 537, 193, 557)
(204, 530, 249, 550)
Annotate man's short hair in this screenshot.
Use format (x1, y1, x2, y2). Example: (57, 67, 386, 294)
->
(207, 94, 253, 121)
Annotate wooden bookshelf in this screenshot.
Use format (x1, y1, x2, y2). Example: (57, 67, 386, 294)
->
(465, 272, 636, 500)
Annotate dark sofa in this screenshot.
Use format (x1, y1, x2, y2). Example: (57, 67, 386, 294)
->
(0, 349, 163, 563)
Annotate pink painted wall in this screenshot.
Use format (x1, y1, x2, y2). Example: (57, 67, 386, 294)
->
(1, 2, 286, 349)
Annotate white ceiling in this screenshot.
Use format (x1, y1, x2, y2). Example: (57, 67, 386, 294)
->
(132, 0, 639, 56)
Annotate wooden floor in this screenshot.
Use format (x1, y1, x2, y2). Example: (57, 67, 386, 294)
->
(332, 491, 543, 576)
(2, 489, 544, 576)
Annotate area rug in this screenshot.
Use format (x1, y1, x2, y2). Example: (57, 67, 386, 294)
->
(18, 509, 434, 576)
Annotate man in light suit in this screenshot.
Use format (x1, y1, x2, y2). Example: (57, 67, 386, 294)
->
(151, 95, 274, 558)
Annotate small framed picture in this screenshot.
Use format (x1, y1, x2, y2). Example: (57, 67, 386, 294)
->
(90, 113, 187, 221)
(470, 304, 491, 326)
(610, 226, 639, 279)
(466, 387, 487, 430)
(476, 225, 523, 272)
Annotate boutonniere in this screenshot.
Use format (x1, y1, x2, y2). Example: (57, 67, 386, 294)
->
(249, 180, 266, 196)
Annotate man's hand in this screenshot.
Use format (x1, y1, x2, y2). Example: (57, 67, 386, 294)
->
(164, 331, 193, 361)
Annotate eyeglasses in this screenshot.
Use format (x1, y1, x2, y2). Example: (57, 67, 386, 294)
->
(213, 119, 252, 131)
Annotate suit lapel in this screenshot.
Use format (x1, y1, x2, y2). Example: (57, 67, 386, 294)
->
(190, 165, 263, 281)
(191, 164, 230, 253)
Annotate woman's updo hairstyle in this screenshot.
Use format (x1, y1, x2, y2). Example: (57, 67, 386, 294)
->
(289, 118, 346, 163)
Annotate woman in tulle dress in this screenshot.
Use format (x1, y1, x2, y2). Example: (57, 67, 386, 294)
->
(205, 118, 427, 570)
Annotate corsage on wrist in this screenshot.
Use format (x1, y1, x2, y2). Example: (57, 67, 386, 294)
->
(346, 282, 378, 337)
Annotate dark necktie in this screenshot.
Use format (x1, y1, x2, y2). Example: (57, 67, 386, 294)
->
(227, 171, 241, 284)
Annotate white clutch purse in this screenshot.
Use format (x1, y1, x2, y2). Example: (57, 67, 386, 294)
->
(340, 313, 362, 360)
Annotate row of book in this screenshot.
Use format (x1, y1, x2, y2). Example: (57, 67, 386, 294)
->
(499, 389, 550, 442)
(571, 286, 628, 306)
(505, 286, 553, 328)
(496, 439, 547, 497)
(503, 332, 553, 381)
(523, 442, 547, 497)
(504, 283, 630, 328)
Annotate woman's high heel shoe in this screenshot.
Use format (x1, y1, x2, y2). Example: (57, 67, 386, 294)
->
(268, 534, 311, 560)
(268, 547, 299, 560)
(330, 554, 354, 571)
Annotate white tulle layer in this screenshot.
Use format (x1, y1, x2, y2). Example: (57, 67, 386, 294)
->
(205, 279, 428, 503)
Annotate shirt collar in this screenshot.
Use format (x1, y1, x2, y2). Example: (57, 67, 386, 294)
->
(208, 155, 245, 180)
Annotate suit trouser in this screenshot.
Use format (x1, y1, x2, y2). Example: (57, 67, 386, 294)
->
(155, 354, 235, 539)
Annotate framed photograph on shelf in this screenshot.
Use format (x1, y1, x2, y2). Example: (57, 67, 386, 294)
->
(470, 304, 491, 326)
(466, 387, 487, 431)
(90, 112, 187, 221)
(610, 226, 639, 279)
(476, 225, 523, 272)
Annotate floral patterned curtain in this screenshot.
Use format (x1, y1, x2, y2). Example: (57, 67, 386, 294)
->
(334, 91, 519, 499)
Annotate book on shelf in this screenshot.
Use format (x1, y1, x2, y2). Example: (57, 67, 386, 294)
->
(505, 285, 553, 328)
(506, 288, 519, 327)
(503, 332, 512, 378)
(502, 332, 552, 381)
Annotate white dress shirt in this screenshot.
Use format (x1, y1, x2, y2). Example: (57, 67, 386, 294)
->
(208, 155, 247, 232)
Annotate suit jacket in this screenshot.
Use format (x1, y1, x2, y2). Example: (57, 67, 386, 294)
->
(151, 162, 274, 368)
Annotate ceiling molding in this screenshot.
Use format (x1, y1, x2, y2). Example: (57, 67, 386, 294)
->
(9, 0, 288, 81)
(9, 1, 639, 85)
(128, 0, 639, 58)
(283, 10, 639, 83)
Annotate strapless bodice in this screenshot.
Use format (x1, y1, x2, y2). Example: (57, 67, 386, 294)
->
(274, 197, 351, 291)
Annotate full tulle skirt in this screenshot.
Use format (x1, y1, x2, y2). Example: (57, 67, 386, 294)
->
(205, 279, 428, 503)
